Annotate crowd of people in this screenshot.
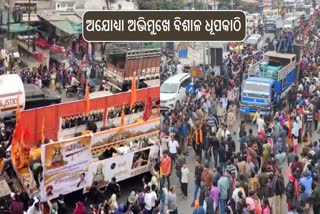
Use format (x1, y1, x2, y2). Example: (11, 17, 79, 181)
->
(4, 170, 161, 214)
(160, 6, 320, 214)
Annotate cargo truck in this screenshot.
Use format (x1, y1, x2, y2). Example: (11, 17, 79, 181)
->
(240, 51, 296, 119)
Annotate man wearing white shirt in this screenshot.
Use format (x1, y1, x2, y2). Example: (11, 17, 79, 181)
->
(257, 114, 265, 133)
(292, 117, 299, 146)
(221, 125, 231, 142)
(297, 113, 303, 143)
(144, 186, 157, 213)
(167, 136, 179, 166)
(220, 95, 228, 110)
(232, 182, 246, 203)
(176, 62, 184, 74)
(27, 196, 42, 214)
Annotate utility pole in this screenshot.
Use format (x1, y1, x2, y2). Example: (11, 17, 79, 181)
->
(4, 0, 10, 40)
(202, 0, 208, 74)
(230, 0, 235, 10)
(27, 0, 31, 51)
(202, 0, 205, 72)
(137, 42, 144, 90)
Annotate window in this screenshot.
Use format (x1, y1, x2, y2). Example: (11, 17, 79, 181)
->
(282, 77, 286, 90)
(160, 83, 179, 93)
(180, 77, 191, 88)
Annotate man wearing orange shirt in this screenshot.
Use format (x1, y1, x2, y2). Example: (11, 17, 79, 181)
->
(161, 150, 172, 188)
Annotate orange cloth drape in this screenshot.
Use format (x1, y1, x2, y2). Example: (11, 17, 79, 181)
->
(195, 129, 203, 144)
(41, 118, 45, 144)
(84, 82, 90, 116)
(130, 72, 137, 110)
(120, 105, 125, 127)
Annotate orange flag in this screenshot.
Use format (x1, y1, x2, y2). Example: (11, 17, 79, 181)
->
(120, 105, 125, 127)
(41, 118, 45, 144)
(130, 72, 137, 110)
(143, 97, 152, 121)
(103, 107, 108, 127)
(84, 81, 90, 116)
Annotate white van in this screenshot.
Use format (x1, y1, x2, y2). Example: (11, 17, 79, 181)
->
(284, 16, 299, 30)
(160, 73, 191, 110)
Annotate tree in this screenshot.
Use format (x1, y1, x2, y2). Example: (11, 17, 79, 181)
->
(136, 0, 160, 10)
(160, 0, 185, 10)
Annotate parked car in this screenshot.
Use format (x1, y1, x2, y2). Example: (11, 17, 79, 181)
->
(244, 34, 263, 49)
(160, 73, 191, 110)
(24, 84, 61, 109)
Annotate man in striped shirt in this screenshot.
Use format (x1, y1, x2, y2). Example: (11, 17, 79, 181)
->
(207, 112, 218, 133)
(305, 104, 314, 137)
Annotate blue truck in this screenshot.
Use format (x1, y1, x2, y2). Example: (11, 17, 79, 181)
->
(240, 51, 297, 119)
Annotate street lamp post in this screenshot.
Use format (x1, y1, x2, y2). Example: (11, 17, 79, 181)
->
(4, 0, 10, 40)
(230, 0, 235, 10)
(27, 0, 31, 51)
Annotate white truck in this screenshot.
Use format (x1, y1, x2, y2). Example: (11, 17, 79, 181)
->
(283, 16, 300, 30)
(265, 16, 283, 33)
(0, 74, 25, 119)
(176, 46, 204, 69)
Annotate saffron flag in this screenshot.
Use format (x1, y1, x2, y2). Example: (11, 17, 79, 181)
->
(120, 105, 125, 127)
(84, 81, 90, 116)
(41, 118, 45, 144)
(143, 97, 152, 121)
(13, 92, 23, 142)
(130, 72, 137, 110)
(103, 107, 108, 127)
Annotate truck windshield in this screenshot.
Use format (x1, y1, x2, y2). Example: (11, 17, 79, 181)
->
(243, 82, 270, 98)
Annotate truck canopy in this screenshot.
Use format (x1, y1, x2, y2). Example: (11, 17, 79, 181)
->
(248, 51, 296, 81)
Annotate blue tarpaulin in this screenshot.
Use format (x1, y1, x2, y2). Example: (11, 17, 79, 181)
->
(178, 49, 188, 58)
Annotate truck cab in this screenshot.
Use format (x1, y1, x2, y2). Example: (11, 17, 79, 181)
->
(283, 16, 299, 30)
(240, 51, 296, 119)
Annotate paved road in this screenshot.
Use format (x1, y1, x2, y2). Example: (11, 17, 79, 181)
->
(160, 112, 317, 214)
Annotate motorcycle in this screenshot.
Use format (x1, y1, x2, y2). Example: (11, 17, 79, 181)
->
(66, 83, 95, 98)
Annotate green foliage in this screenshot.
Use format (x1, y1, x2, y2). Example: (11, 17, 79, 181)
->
(136, 0, 161, 10)
(160, 0, 185, 10)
